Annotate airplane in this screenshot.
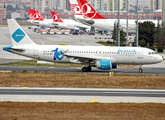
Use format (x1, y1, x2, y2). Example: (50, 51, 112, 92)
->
(70, 0, 161, 33)
(3, 19, 163, 73)
(51, 11, 90, 31)
(28, 9, 90, 31)
(28, 9, 55, 28)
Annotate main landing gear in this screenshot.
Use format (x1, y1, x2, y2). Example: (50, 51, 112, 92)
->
(139, 64, 143, 73)
(82, 66, 92, 72)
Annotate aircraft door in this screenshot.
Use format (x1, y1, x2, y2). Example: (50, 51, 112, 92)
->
(138, 49, 143, 59)
(33, 47, 38, 56)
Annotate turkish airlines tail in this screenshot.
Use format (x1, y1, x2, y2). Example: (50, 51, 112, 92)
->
(69, 0, 83, 19)
(28, 9, 34, 20)
(76, 0, 107, 19)
(51, 11, 63, 22)
(28, 9, 44, 21)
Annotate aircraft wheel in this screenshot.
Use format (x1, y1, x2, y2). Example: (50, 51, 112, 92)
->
(139, 69, 143, 73)
(87, 66, 92, 72)
(82, 67, 87, 72)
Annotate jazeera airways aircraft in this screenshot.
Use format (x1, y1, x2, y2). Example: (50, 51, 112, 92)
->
(70, 0, 161, 33)
(3, 19, 163, 73)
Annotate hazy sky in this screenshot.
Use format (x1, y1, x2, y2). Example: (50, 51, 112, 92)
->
(130, 0, 149, 6)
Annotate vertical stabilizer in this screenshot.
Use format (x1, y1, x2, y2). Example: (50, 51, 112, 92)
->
(51, 11, 63, 22)
(28, 9, 44, 21)
(7, 19, 36, 46)
(28, 9, 34, 20)
(69, 0, 84, 19)
(77, 0, 107, 19)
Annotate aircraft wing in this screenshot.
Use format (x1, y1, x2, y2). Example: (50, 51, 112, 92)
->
(77, 18, 95, 25)
(65, 54, 116, 63)
(52, 23, 59, 26)
(75, 25, 89, 30)
(32, 21, 40, 24)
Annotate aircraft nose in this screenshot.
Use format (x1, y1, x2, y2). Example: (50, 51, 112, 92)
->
(158, 55, 164, 62)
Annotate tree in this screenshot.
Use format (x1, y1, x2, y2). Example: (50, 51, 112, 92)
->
(112, 21, 117, 41)
(138, 21, 155, 47)
(112, 21, 126, 46)
(157, 45, 163, 52)
(139, 39, 146, 47)
(6, 5, 16, 11)
(155, 25, 165, 48)
(120, 28, 126, 45)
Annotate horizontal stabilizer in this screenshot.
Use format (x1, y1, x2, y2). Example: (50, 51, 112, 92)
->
(3, 46, 24, 53)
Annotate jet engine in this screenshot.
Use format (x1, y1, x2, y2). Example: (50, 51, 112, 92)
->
(95, 60, 117, 70)
(95, 60, 112, 70)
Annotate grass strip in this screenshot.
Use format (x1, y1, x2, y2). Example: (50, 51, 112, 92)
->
(0, 102, 165, 120)
(0, 72, 165, 89)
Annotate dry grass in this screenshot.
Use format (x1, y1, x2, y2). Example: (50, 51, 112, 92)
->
(0, 102, 165, 120)
(0, 72, 165, 89)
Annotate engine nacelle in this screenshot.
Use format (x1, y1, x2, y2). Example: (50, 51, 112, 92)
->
(95, 60, 112, 70)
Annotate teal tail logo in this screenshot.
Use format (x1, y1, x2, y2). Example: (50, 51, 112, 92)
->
(12, 29, 25, 43)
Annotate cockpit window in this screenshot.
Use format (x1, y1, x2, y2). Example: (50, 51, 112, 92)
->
(149, 52, 156, 55)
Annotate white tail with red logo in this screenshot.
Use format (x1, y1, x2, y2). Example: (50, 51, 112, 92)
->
(76, 0, 107, 19)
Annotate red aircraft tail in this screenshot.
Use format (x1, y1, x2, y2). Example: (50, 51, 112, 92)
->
(51, 11, 63, 22)
(28, 9, 44, 21)
(76, 0, 107, 19)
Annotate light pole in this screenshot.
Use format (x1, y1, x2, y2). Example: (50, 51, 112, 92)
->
(136, 0, 139, 47)
(126, 0, 128, 45)
(118, 0, 120, 46)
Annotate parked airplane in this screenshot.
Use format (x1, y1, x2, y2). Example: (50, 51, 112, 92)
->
(51, 11, 90, 30)
(28, 9, 90, 31)
(3, 19, 163, 73)
(28, 9, 55, 28)
(70, 0, 161, 33)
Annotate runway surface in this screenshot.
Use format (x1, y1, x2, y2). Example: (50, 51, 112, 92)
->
(0, 66, 165, 75)
(0, 87, 165, 103)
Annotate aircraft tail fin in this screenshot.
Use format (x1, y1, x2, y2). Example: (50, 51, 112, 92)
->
(7, 19, 36, 46)
(69, 0, 84, 19)
(28, 9, 44, 21)
(51, 11, 63, 22)
(77, 0, 107, 19)
(28, 9, 34, 20)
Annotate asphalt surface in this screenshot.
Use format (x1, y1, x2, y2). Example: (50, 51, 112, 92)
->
(0, 66, 165, 75)
(0, 87, 165, 103)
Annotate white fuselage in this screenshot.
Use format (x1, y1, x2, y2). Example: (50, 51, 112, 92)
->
(12, 45, 163, 66)
(30, 19, 90, 30)
(82, 19, 161, 33)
